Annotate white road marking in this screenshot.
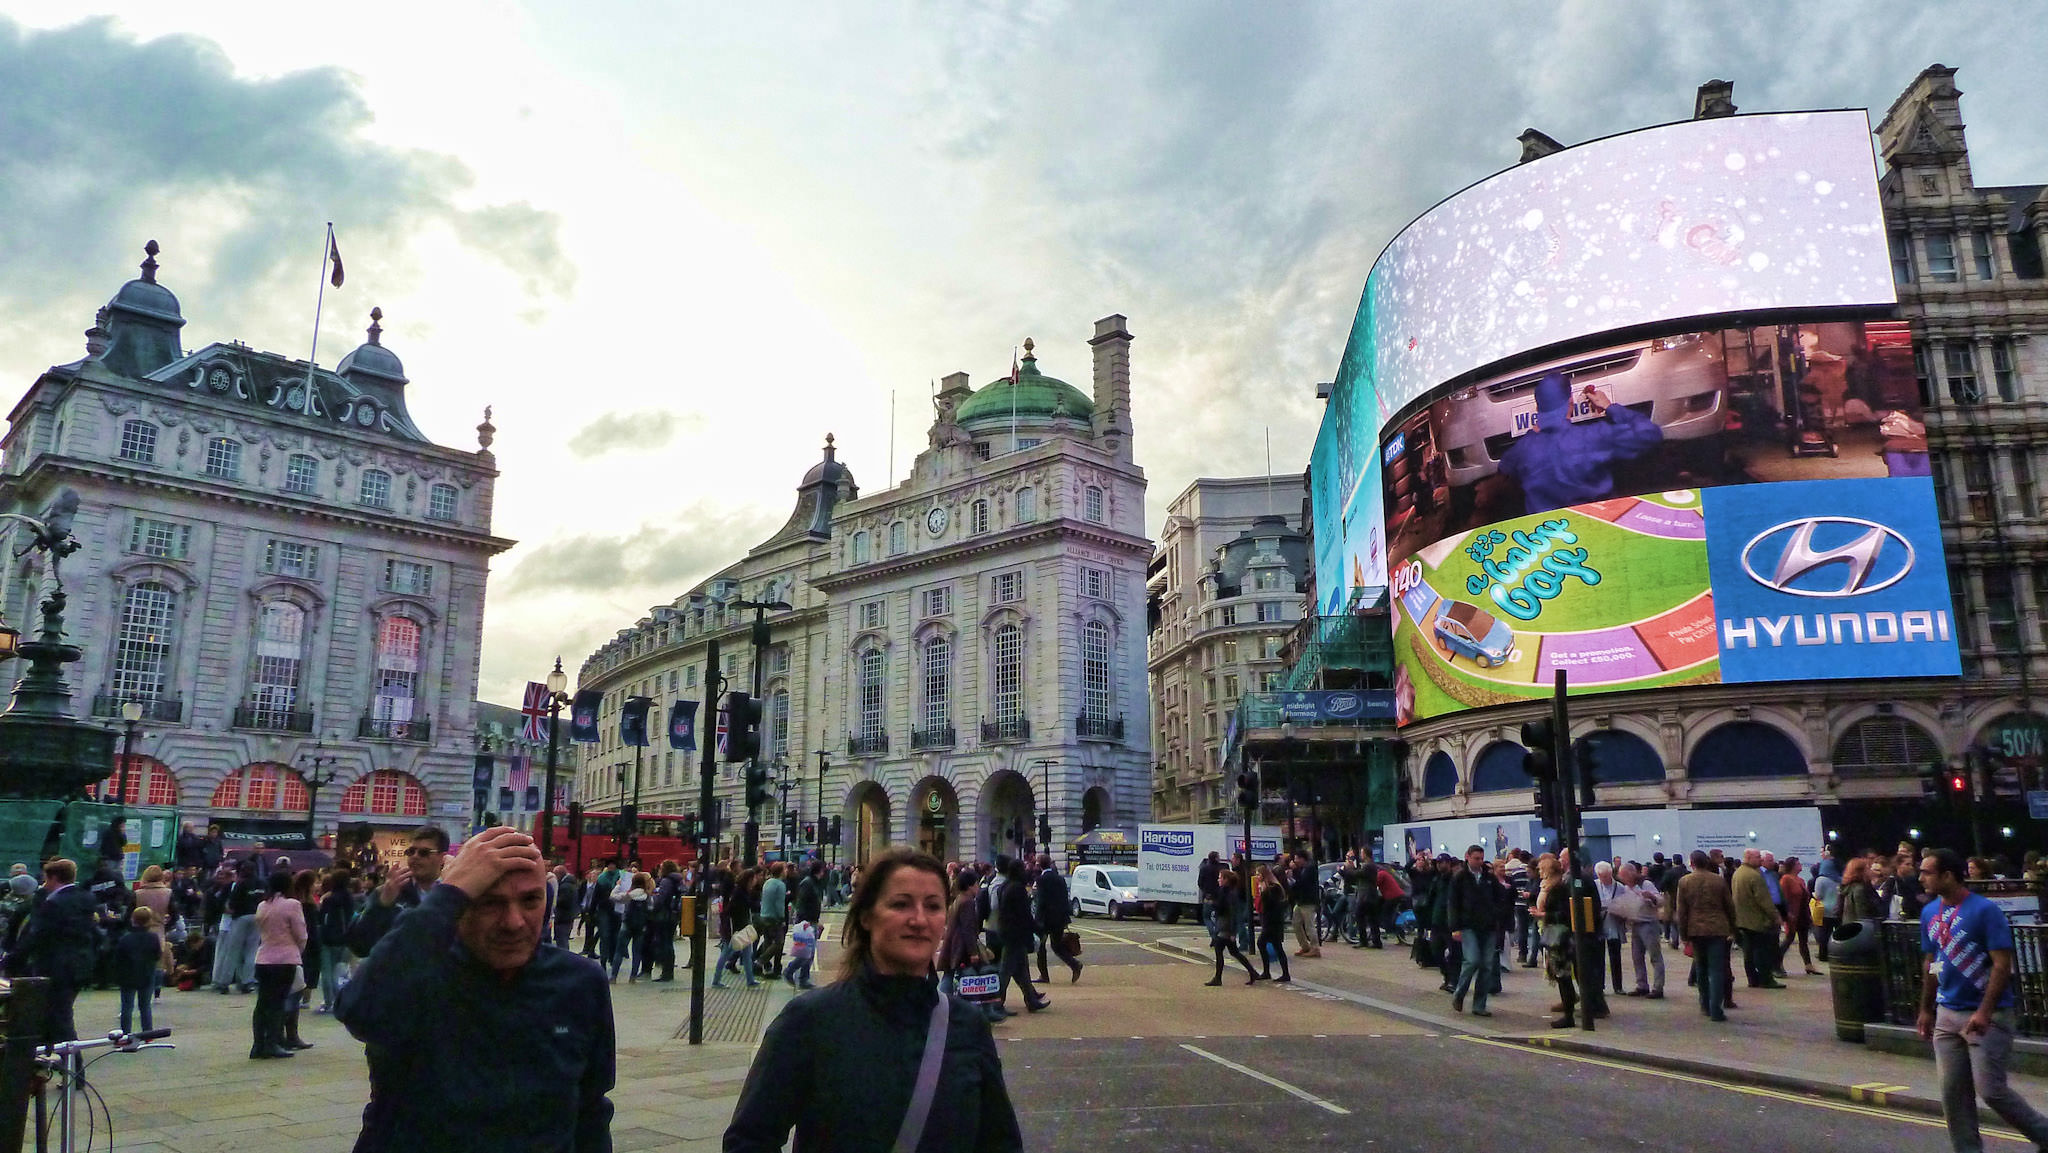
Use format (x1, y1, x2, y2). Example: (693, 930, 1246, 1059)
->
(1178, 1044, 1353, 1115)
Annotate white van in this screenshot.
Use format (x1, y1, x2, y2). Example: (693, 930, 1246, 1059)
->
(1068, 864, 1147, 920)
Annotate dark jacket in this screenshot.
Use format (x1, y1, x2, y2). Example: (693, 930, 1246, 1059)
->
(346, 881, 432, 959)
(320, 891, 356, 943)
(226, 877, 265, 918)
(1032, 870, 1070, 932)
(17, 886, 100, 984)
(995, 875, 1034, 946)
(793, 873, 823, 926)
(1196, 858, 1221, 902)
(1447, 866, 1511, 934)
(724, 968, 1022, 1153)
(335, 885, 614, 1152)
(113, 927, 163, 989)
(1258, 883, 1289, 932)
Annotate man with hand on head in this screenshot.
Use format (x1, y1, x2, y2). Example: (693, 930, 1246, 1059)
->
(336, 826, 615, 1152)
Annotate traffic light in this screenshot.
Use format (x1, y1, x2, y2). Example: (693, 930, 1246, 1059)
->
(781, 812, 798, 844)
(1522, 719, 1559, 829)
(827, 815, 842, 845)
(1038, 811, 1052, 847)
(1235, 769, 1260, 812)
(618, 803, 638, 837)
(566, 801, 583, 839)
(746, 764, 772, 812)
(724, 691, 762, 763)
(804, 822, 816, 844)
(1946, 768, 1973, 808)
(1575, 737, 1600, 811)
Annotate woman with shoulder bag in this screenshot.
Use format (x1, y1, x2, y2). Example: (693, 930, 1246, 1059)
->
(1205, 870, 1261, 987)
(725, 847, 1023, 1153)
(1255, 865, 1291, 983)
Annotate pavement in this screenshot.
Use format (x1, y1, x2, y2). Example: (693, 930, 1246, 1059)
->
(1130, 918, 2048, 1119)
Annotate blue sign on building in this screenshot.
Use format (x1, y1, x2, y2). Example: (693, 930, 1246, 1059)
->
(1274, 690, 1397, 722)
(1702, 476, 1961, 684)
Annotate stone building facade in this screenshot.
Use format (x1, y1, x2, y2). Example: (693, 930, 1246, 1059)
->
(574, 318, 1152, 865)
(1146, 476, 1309, 823)
(0, 246, 512, 848)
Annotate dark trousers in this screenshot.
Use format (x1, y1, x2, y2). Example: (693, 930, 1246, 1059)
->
(1817, 916, 1836, 963)
(1434, 928, 1461, 986)
(1605, 937, 1624, 994)
(43, 979, 80, 1046)
(650, 918, 677, 977)
(1212, 937, 1257, 981)
(996, 937, 1040, 1007)
(1513, 907, 1533, 960)
(1036, 926, 1079, 979)
(1740, 927, 1775, 986)
(1782, 922, 1813, 970)
(1551, 940, 1579, 1021)
(251, 963, 296, 1055)
(599, 911, 623, 972)
(1257, 924, 1290, 980)
(581, 912, 602, 957)
(1355, 896, 1382, 947)
(1691, 936, 1730, 1017)
(553, 915, 576, 950)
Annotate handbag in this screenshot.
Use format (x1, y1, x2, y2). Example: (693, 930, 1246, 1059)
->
(730, 923, 760, 950)
(891, 995, 951, 1153)
(1060, 930, 1081, 957)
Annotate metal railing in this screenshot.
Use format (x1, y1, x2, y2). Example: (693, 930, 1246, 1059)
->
(1879, 919, 2048, 1036)
(847, 732, 889, 757)
(357, 715, 432, 742)
(232, 703, 315, 733)
(981, 715, 1030, 742)
(90, 693, 184, 723)
(1077, 712, 1124, 741)
(909, 726, 955, 750)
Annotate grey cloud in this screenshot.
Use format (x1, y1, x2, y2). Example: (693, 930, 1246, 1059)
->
(566, 410, 704, 458)
(504, 507, 782, 595)
(0, 17, 571, 360)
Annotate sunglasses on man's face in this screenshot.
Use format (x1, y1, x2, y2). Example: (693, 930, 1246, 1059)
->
(406, 848, 443, 859)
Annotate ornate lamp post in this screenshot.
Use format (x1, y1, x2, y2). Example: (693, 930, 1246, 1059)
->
(302, 736, 341, 847)
(115, 700, 143, 808)
(539, 658, 571, 860)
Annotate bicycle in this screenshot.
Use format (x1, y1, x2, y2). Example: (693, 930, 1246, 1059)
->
(33, 1028, 174, 1153)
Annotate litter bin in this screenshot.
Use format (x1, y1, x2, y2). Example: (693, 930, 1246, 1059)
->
(1827, 918, 1885, 1042)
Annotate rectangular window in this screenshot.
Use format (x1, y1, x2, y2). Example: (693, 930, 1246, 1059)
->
(992, 572, 1022, 604)
(1890, 232, 1914, 285)
(922, 586, 952, 618)
(857, 650, 885, 742)
(769, 689, 790, 759)
(1221, 640, 1239, 664)
(685, 666, 697, 688)
(1256, 601, 1282, 622)
(1017, 437, 1042, 450)
(1992, 339, 2019, 401)
(1972, 230, 1997, 280)
(427, 483, 458, 522)
(205, 438, 241, 479)
(667, 670, 678, 692)
(1222, 673, 1239, 699)
(859, 600, 885, 631)
(889, 521, 907, 555)
(1963, 451, 1996, 521)
(1926, 232, 1959, 283)
(2016, 450, 2037, 516)
(1984, 565, 2020, 653)
(767, 646, 790, 674)
(118, 421, 157, 464)
(1913, 341, 1935, 408)
(285, 453, 318, 495)
(1220, 605, 1237, 626)
(1263, 635, 1285, 659)
(1260, 671, 1284, 692)
(1085, 486, 1105, 523)
(991, 626, 1022, 725)
(922, 637, 951, 736)
(359, 470, 393, 508)
(1947, 344, 1982, 405)
(128, 517, 189, 559)
(384, 559, 433, 596)
(1082, 567, 1109, 600)
(1016, 488, 1037, 522)
(970, 501, 990, 535)
(264, 539, 319, 579)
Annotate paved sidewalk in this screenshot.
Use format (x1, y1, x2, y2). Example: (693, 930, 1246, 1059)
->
(1158, 930, 2048, 1117)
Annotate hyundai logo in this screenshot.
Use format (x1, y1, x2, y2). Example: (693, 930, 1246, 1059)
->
(1739, 517, 1913, 598)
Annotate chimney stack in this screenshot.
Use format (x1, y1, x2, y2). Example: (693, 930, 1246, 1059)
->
(1693, 79, 1737, 120)
(1089, 314, 1133, 463)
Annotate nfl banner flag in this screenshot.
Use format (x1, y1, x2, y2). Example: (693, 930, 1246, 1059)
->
(472, 755, 495, 790)
(620, 696, 652, 747)
(668, 701, 699, 751)
(498, 787, 515, 813)
(524, 785, 541, 811)
(521, 682, 550, 741)
(569, 689, 602, 742)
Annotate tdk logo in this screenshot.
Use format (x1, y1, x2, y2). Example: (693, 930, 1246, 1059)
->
(1722, 515, 1946, 651)
(1143, 830, 1195, 856)
(1739, 517, 1913, 598)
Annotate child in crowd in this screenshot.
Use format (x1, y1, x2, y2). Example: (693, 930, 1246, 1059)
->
(114, 906, 172, 1033)
(171, 926, 215, 991)
(784, 920, 818, 990)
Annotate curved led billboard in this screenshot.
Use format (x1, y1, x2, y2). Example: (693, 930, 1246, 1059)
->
(1338, 109, 1893, 431)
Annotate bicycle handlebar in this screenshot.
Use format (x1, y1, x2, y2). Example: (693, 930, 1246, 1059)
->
(36, 1027, 174, 1056)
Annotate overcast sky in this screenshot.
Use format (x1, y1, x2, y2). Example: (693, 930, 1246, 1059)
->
(3, 2, 2042, 705)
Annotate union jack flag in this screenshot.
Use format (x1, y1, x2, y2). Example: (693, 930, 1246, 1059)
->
(521, 681, 550, 742)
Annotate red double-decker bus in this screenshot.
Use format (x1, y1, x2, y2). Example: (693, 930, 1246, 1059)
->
(547, 810, 699, 874)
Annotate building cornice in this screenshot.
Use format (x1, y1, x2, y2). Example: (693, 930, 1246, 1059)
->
(578, 603, 829, 691)
(812, 519, 1150, 591)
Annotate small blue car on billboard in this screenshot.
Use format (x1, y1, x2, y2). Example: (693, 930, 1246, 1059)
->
(1434, 601, 1515, 668)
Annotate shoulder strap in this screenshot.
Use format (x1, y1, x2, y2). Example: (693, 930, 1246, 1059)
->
(892, 993, 951, 1153)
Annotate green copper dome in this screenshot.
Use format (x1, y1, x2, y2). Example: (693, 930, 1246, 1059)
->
(955, 341, 1094, 427)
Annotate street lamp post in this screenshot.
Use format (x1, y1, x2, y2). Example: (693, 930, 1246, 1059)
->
(815, 749, 828, 860)
(734, 598, 791, 864)
(775, 756, 793, 853)
(302, 736, 340, 848)
(116, 700, 143, 809)
(1031, 757, 1057, 857)
(539, 658, 571, 861)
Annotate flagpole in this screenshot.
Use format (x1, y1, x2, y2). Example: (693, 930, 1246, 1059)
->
(307, 222, 333, 414)
(1009, 345, 1018, 454)
(888, 388, 896, 488)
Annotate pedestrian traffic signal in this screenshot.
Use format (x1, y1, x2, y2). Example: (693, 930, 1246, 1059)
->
(723, 691, 762, 762)
(781, 812, 798, 843)
(745, 764, 772, 812)
(566, 801, 583, 839)
(827, 815, 842, 845)
(1235, 769, 1260, 812)
(618, 804, 638, 837)
(1520, 719, 1557, 780)
(1576, 737, 1599, 811)
(803, 822, 816, 843)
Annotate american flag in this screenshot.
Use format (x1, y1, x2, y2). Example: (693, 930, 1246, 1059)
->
(521, 681, 549, 742)
(507, 755, 530, 797)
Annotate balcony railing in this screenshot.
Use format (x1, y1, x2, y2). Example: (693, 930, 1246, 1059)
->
(91, 693, 184, 723)
(1077, 712, 1125, 741)
(981, 715, 1030, 743)
(233, 703, 315, 733)
(847, 732, 889, 757)
(910, 725, 955, 750)
(358, 715, 432, 742)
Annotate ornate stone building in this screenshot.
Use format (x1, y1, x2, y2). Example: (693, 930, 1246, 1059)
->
(574, 318, 1153, 864)
(0, 245, 512, 850)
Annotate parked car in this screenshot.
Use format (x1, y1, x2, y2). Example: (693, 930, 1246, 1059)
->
(1434, 600, 1515, 667)
(1068, 864, 1147, 920)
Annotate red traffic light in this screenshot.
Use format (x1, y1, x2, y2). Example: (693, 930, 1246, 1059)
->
(1949, 775, 1968, 793)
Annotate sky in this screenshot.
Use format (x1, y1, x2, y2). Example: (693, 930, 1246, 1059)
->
(2, 2, 2043, 706)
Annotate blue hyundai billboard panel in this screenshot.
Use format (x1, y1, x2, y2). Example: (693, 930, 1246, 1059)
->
(1702, 476, 1959, 683)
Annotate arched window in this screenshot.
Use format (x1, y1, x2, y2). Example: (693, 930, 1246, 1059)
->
(118, 420, 157, 463)
(1573, 730, 1666, 783)
(991, 624, 1022, 725)
(1421, 751, 1458, 799)
(921, 635, 952, 737)
(1081, 620, 1112, 724)
(111, 582, 176, 703)
(96, 757, 180, 806)
(857, 650, 885, 745)
(1470, 741, 1531, 792)
(250, 602, 305, 726)
(768, 687, 790, 759)
(1016, 487, 1037, 522)
(209, 763, 310, 811)
(1084, 486, 1105, 523)
(889, 521, 907, 555)
(374, 616, 421, 724)
(1832, 716, 1941, 776)
(851, 531, 870, 565)
(339, 769, 429, 817)
(359, 469, 393, 508)
(1689, 721, 1806, 779)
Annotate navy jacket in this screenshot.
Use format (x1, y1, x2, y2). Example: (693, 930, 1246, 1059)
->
(345, 880, 431, 958)
(336, 884, 614, 1152)
(17, 886, 99, 984)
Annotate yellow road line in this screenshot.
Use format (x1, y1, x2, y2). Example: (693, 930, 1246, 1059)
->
(1459, 1035, 2024, 1141)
